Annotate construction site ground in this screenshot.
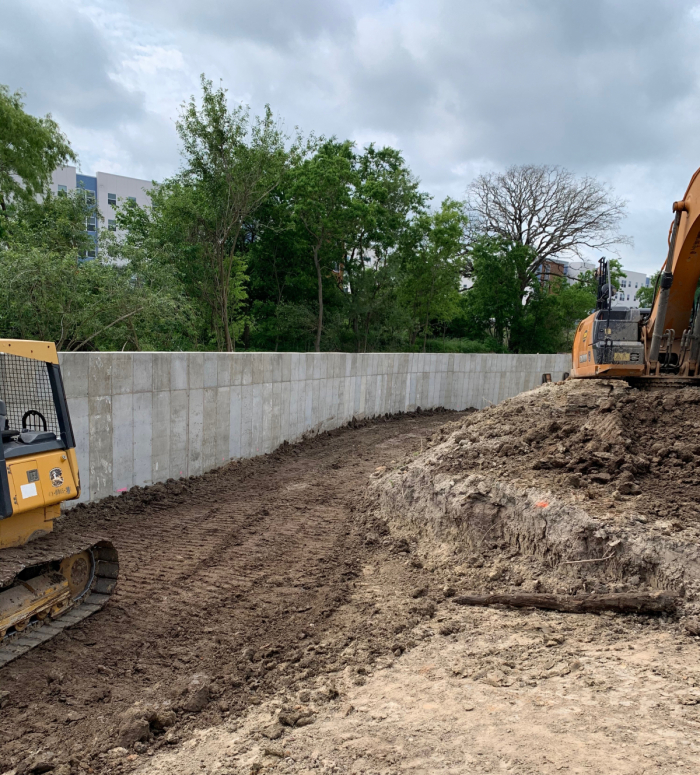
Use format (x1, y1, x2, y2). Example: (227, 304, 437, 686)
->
(3, 384, 700, 775)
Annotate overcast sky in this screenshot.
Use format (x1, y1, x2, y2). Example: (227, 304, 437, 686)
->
(3, 0, 700, 274)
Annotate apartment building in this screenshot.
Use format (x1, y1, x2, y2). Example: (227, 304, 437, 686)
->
(50, 166, 152, 257)
(613, 269, 650, 309)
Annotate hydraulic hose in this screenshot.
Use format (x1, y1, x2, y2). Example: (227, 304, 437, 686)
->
(649, 208, 683, 364)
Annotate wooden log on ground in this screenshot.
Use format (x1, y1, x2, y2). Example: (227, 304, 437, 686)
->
(452, 591, 677, 615)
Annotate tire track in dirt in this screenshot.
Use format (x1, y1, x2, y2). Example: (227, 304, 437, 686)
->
(0, 411, 461, 775)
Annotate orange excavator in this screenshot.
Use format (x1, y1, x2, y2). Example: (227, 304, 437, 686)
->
(572, 166, 700, 383)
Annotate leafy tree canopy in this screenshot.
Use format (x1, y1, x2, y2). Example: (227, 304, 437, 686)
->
(0, 85, 75, 212)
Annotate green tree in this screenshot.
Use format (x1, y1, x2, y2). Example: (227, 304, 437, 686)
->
(173, 76, 299, 350)
(3, 187, 95, 254)
(0, 235, 192, 351)
(636, 272, 658, 308)
(342, 144, 426, 352)
(459, 236, 597, 353)
(0, 84, 76, 212)
(399, 199, 468, 351)
(516, 277, 596, 353)
(290, 140, 355, 351)
(460, 237, 533, 346)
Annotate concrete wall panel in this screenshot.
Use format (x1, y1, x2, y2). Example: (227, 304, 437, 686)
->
(59, 351, 571, 505)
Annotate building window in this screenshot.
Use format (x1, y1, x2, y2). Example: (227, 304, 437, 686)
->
(108, 219, 117, 232)
(87, 249, 96, 258)
(87, 216, 96, 232)
(84, 190, 96, 205)
(57, 184, 67, 194)
(635, 282, 638, 288)
(108, 193, 117, 206)
(627, 294, 630, 301)
(127, 196, 136, 204)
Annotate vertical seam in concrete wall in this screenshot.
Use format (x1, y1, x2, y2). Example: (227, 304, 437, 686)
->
(62, 352, 571, 504)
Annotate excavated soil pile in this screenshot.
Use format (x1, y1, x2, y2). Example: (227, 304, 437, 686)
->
(371, 378, 700, 618)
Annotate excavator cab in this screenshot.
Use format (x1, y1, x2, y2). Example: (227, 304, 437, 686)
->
(573, 166, 700, 384)
(572, 259, 646, 379)
(0, 340, 118, 666)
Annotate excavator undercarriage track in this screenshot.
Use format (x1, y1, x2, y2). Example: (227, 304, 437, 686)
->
(0, 538, 117, 667)
(625, 376, 700, 390)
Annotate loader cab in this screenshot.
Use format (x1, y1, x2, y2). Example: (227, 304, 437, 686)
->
(0, 354, 74, 460)
(0, 343, 80, 534)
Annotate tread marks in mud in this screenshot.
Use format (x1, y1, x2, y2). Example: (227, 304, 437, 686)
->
(0, 412, 457, 775)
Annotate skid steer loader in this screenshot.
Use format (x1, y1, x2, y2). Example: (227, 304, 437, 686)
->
(0, 339, 118, 666)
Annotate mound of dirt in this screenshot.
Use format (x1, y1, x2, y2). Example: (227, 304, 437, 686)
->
(370, 379, 700, 617)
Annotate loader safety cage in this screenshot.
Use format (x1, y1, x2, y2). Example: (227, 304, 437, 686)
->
(0, 353, 75, 519)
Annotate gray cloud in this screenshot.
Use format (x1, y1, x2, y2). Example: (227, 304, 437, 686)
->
(0, 0, 145, 130)
(4, 0, 700, 272)
(123, 0, 356, 49)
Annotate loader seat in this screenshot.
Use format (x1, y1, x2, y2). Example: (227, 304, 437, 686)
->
(19, 430, 57, 444)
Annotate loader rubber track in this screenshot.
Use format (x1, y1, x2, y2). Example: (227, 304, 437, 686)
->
(0, 535, 118, 667)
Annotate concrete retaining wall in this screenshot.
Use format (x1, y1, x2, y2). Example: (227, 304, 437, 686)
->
(58, 351, 571, 504)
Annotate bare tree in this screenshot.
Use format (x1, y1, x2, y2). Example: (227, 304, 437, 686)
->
(467, 165, 630, 285)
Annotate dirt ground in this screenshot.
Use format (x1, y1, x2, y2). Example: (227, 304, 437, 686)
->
(4, 382, 700, 775)
(0, 410, 460, 775)
(130, 552, 700, 775)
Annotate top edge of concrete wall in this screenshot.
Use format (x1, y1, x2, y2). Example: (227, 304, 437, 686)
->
(58, 351, 572, 399)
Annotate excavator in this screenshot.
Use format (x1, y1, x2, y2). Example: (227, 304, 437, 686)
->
(0, 340, 118, 666)
(572, 166, 700, 383)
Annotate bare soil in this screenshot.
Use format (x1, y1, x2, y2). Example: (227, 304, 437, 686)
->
(130, 551, 700, 775)
(0, 410, 459, 775)
(372, 379, 700, 611)
(6, 379, 700, 775)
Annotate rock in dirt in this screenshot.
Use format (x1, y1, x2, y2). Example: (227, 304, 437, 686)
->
(181, 673, 211, 712)
(16, 755, 56, 775)
(263, 746, 287, 758)
(278, 707, 315, 728)
(117, 711, 151, 749)
(278, 710, 301, 727)
(439, 621, 461, 636)
(409, 599, 436, 618)
(152, 708, 177, 730)
(261, 722, 285, 740)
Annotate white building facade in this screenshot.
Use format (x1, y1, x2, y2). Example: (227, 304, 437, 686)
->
(50, 166, 151, 257)
(614, 269, 650, 309)
(561, 259, 649, 309)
